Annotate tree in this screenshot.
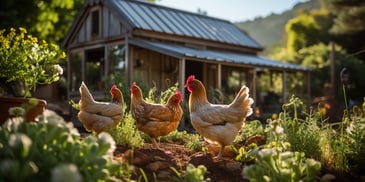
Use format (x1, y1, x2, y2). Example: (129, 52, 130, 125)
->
(285, 10, 332, 56)
(322, 0, 365, 60)
(0, 0, 84, 44)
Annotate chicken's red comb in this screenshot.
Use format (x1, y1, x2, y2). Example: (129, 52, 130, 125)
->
(186, 75, 195, 85)
(132, 82, 137, 87)
(110, 84, 117, 96)
(176, 91, 182, 98)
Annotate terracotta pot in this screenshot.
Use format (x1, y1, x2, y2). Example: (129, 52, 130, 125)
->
(0, 97, 47, 125)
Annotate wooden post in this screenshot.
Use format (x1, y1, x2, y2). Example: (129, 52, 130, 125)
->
(179, 58, 186, 130)
(179, 58, 186, 98)
(81, 49, 86, 82)
(66, 51, 71, 102)
(282, 70, 287, 103)
(306, 71, 311, 104)
(252, 68, 257, 109)
(104, 46, 109, 76)
(330, 41, 335, 98)
(125, 36, 131, 86)
(217, 63, 222, 89)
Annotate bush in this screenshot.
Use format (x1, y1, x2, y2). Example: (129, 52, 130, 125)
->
(242, 147, 321, 182)
(0, 111, 131, 181)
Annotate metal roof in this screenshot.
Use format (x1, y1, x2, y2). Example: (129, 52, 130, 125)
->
(105, 0, 262, 49)
(129, 39, 309, 71)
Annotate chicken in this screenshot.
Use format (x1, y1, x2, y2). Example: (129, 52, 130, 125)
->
(130, 82, 183, 148)
(78, 82, 124, 134)
(185, 75, 253, 160)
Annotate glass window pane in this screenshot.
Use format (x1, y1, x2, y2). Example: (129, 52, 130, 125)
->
(70, 52, 82, 92)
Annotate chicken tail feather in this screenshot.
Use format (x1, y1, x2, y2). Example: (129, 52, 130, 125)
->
(230, 86, 254, 117)
(79, 82, 96, 104)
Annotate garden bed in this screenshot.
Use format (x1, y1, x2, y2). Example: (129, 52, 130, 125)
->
(114, 142, 246, 182)
(112, 141, 362, 182)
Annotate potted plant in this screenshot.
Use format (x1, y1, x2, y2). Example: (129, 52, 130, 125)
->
(0, 27, 65, 123)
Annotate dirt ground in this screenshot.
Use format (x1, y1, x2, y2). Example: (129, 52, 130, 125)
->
(114, 142, 248, 182)
(113, 141, 365, 182)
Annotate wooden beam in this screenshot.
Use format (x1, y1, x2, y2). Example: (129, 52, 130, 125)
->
(132, 29, 262, 54)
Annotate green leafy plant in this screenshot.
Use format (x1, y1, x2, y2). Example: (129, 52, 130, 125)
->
(0, 111, 132, 181)
(160, 130, 205, 151)
(105, 112, 144, 148)
(345, 104, 365, 174)
(264, 96, 322, 160)
(171, 164, 210, 182)
(235, 143, 258, 163)
(242, 147, 321, 182)
(322, 99, 365, 174)
(0, 27, 65, 97)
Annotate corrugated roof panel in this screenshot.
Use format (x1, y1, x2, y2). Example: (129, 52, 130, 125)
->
(129, 39, 309, 71)
(207, 19, 231, 43)
(111, 1, 137, 26)
(179, 13, 207, 38)
(116, 1, 150, 29)
(129, 3, 161, 30)
(140, 5, 171, 33)
(158, 9, 186, 35)
(169, 11, 197, 36)
(151, 8, 177, 34)
(106, 0, 263, 49)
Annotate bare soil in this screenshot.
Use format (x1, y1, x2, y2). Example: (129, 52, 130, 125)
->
(113, 141, 365, 182)
(114, 142, 248, 182)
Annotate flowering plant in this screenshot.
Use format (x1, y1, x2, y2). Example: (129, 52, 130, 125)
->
(0, 27, 65, 97)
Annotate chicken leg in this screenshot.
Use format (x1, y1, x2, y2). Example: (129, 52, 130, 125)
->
(151, 138, 160, 149)
(216, 146, 225, 160)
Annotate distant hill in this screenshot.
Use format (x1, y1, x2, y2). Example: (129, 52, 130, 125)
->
(235, 0, 321, 50)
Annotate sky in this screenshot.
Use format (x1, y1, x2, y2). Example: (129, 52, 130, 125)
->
(156, 0, 309, 22)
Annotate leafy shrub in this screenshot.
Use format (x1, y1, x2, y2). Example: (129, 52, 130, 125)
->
(105, 112, 144, 148)
(242, 147, 321, 182)
(326, 101, 365, 174)
(0, 112, 131, 181)
(345, 103, 365, 174)
(265, 96, 322, 160)
(160, 130, 205, 151)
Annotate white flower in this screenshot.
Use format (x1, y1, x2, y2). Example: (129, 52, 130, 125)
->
(8, 133, 32, 157)
(51, 163, 82, 182)
(258, 148, 275, 158)
(275, 126, 284, 135)
(8, 107, 25, 117)
(98, 132, 116, 159)
(54, 64, 63, 75)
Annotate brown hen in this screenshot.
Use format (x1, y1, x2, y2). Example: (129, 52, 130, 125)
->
(78, 82, 124, 134)
(130, 82, 183, 148)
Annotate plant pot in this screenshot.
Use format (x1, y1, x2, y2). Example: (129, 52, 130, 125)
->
(0, 97, 47, 125)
